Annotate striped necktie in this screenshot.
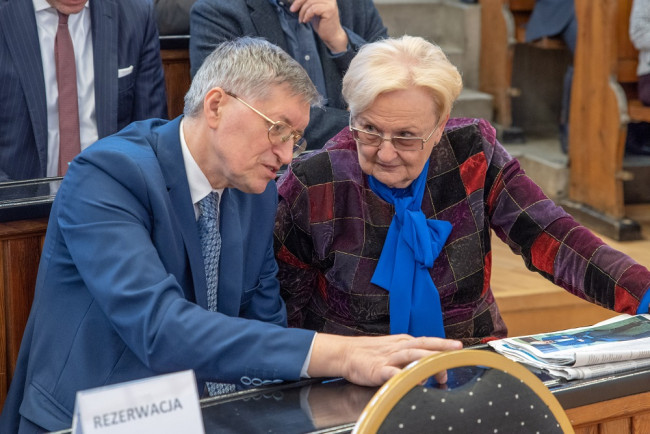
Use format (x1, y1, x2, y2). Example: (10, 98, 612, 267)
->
(55, 11, 81, 176)
(197, 192, 235, 395)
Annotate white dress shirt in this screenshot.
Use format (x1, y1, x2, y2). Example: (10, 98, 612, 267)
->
(33, 0, 97, 178)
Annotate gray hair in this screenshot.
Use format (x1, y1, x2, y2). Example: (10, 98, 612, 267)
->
(184, 37, 322, 117)
(342, 35, 463, 120)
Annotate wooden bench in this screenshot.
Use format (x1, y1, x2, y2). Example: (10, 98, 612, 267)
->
(562, 0, 650, 241)
(479, 0, 567, 138)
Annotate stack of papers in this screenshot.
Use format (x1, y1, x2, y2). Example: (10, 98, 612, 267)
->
(488, 314, 650, 380)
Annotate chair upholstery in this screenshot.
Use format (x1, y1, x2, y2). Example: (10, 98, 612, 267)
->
(354, 349, 574, 433)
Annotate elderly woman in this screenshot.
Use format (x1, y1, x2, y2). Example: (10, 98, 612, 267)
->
(274, 35, 650, 346)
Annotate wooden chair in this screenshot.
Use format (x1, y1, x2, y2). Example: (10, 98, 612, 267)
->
(353, 349, 575, 434)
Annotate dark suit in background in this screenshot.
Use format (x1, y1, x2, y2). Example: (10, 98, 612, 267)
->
(189, 0, 387, 150)
(154, 0, 195, 35)
(0, 0, 167, 181)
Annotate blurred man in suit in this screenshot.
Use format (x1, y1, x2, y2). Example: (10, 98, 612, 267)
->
(189, 0, 388, 150)
(0, 0, 167, 181)
(154, 0, 195, 35)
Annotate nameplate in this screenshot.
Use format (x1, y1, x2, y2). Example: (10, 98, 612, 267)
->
(71, 370, 204, 434)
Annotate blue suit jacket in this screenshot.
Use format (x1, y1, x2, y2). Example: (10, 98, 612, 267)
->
(189, 0, 387, 150)
(0, 0, 168, 181)
(0, 117, 315, 432)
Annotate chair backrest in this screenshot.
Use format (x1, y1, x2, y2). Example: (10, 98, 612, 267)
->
(353, 349, 575, 434)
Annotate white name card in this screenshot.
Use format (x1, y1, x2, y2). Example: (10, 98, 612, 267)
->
(71, 370, 204, 434)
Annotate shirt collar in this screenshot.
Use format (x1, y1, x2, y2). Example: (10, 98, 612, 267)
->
(179, 118, 223, 206)
(268, 0, 295, 16)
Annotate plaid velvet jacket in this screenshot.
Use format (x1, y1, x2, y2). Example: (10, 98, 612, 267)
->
(274, 118, 650, 345)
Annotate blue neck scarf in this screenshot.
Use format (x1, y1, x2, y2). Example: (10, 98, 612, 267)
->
(368, 160, 452, 338)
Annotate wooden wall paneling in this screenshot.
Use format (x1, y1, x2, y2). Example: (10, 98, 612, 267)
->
(574, 426, 599, 434)
(566, 391, 650, 432)
(0, 219, 48, 411)
(0, 238, 6, 411)
(600, 418, 632, 433)
(161, 48, 191, 120)
(632, 412, 650, 433)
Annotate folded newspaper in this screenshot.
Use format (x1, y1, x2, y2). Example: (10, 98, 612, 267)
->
(488, 314, 650, 380)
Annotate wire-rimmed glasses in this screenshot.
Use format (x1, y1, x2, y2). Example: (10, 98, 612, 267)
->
(226, 91, 307, 157)
(349, 117, 437, 152)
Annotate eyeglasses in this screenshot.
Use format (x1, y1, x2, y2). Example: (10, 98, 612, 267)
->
(349, 117, 437, 152)
(226, 92, 307, 157)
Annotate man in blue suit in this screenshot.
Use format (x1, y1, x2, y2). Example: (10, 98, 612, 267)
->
(190, 0, 388, 150)
(0, 37, 461, 433)
(0, 0, 167, 181)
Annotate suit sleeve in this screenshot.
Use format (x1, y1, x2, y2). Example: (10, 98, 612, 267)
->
(58, 144, 314, 384)
(189, 1, 247, 77)
(133, 0, 168, 120)
(332, 0, 388, 72)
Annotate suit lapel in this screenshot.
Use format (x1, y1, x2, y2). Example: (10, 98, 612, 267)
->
(246, 0, 288, 51)
(216, 189, 244, 316)
(153, 119, 246, 315)
(155, 118, 209, 308)
(90, 0, 118, 138)
(0, 0, 48, 173)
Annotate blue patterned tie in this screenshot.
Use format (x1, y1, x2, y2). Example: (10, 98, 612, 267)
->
(197, 192, 235, 395)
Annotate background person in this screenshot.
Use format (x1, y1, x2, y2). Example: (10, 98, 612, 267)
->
(0, 0, 168, 181)
(189, 0, 388, 150)
(630, 0, 650, 106)
(627, 0, 650, 155)
(274, 35, 650, 346)
(0, 37, 461, 434)
(154, 0, 195, 35)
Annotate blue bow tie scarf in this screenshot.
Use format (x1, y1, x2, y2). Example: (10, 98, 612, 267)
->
(368, 161, 452, 338)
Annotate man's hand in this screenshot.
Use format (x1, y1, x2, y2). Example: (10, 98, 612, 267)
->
(290, 0, 349, 53)
(308, 333, 463, 386)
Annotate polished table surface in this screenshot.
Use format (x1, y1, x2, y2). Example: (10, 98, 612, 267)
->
(51, 347, 650, 433)
(197, 363, 650, 433)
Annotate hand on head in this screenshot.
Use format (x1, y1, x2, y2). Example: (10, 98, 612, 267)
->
(308, 333, 463, 386)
